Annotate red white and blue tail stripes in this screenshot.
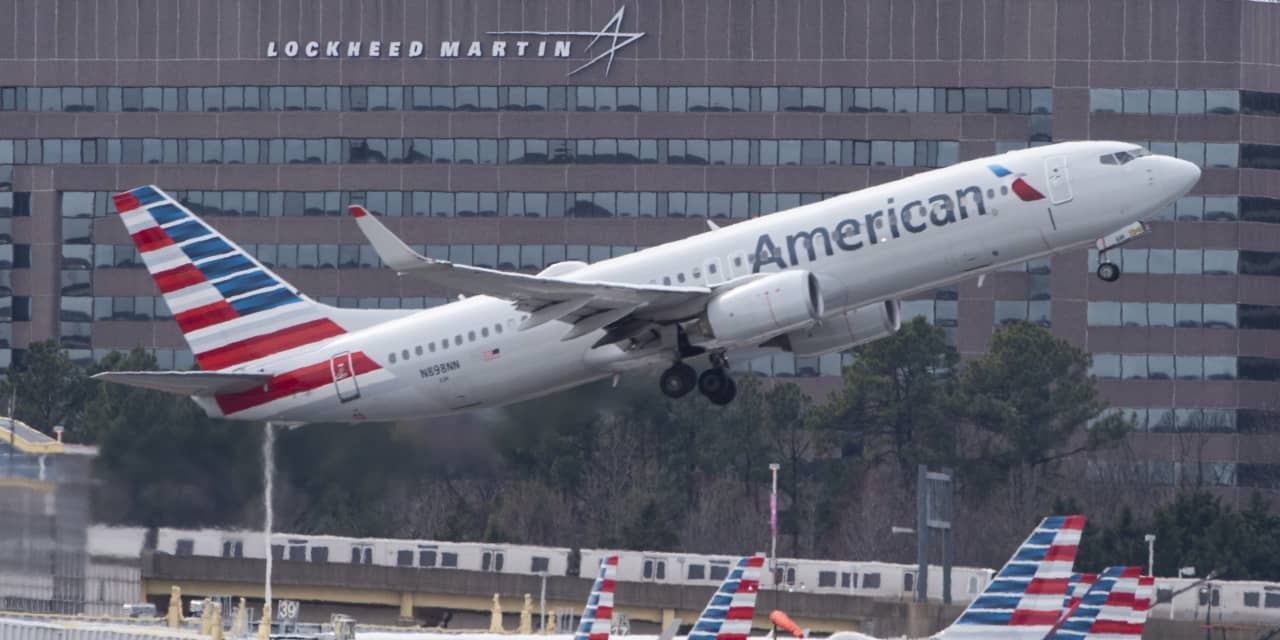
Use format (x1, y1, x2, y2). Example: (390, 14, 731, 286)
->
(688, 556, 765, 640)
(112, 185, 348, 372)
(575, 555, 618, 640)
(1047, 566, 1140, 640)
(1082, 569, 1151, 640)
(937, 515, 1085, 640)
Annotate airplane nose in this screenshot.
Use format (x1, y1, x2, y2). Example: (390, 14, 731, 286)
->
(1160, 156, 1201, 196)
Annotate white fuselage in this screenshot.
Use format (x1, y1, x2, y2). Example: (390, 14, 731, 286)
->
(195, 141, 1199, 422)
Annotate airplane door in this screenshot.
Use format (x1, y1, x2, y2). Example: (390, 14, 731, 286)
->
(1045, 156, 1073, 204)
(329, 351, 361, 403)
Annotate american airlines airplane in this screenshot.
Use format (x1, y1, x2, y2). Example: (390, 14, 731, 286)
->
(95, 141, 1200, 423)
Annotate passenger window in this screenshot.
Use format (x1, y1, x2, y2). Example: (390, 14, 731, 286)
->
(692, 268, 701, 279)
(733, 257, 742, 267)
(1245, 592, 1260, 608)
(708, 263, 718, 274)
(818, 571, 837, 587)
(415, 345, 423, 356)
(863, 572, 881, 589)
(468, 330, 476, 341)
(903, 572, 915, 593)
(481, 327, 489, 338)
(454, 335, 462, 346)
(495, 323, 502, 334)
(663, 276, 672, 285)
(429, 342, 436, 352)
(401, 349, 410, 360)
(389, 352, 397, 363)
(677, 273, 686, 283)
(440, 339, 448, 350)
(687, 564, 706, 580)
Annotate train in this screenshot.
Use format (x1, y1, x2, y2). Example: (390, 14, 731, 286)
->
(89, 526, 1280, 626)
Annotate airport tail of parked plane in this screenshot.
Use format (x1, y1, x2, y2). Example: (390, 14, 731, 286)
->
(1046, 566, 1151, 640)
(95, 186, 404, 398)
(931, 515, 1085, 640)
(575, 555, 619, 640)
(688, 556, 766, 640)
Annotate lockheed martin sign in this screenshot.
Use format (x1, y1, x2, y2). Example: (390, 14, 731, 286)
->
(265, 6, 644, 77)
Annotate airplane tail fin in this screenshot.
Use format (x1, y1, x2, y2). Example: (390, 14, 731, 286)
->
(1047, 566, 1141, 640)
(574, 555, 618, 640)
(934, 515, 1085, 640)
(111, 186, 398, 372)
(688, 556, 766, 640)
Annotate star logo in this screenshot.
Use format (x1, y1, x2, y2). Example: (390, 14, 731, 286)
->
(487, 6, 645, 77)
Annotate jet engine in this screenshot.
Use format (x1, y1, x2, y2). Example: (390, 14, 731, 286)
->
(780, 300, 901, 357)
(703, 270, 824, 345)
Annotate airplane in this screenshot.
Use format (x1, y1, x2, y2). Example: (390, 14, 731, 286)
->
(575, 555, 618, 640)
(94, 141, 1200, 422)
(829, 515, 1086, 640)
(687, 556, 766, 640)
(1046, 566, 1152, 640)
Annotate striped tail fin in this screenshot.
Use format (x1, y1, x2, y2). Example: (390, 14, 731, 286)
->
(1047, 566, 1139, 640)
(1076, 567, 1145, 640)
(688, 556, 766, 640)
(111, 185, 379, 372)
(935, 515, 1085, 640)
(575, 555, 618, 640)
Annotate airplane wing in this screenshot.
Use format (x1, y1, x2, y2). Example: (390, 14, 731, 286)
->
(91, 371, 272, 396)
(349, 205, 714, 343)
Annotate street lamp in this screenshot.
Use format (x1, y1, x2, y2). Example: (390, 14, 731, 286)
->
(1144, 534, 1156, 576)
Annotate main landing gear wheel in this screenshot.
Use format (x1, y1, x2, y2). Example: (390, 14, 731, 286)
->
(700, 370, 737, 406)
(1096, 261, 1121, 282)
(659, 362, 698, 398)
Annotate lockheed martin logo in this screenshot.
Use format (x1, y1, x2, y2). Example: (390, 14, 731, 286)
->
(489, 7, 645, 77)
(265, 6, 645, 78)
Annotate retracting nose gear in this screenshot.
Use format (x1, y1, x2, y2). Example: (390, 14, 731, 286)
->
(1094, 221, 1149, 282)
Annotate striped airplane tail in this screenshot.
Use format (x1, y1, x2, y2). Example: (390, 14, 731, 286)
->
(933, 515, 1085, 640)
(688, 556, 766, 640)
(574, 555, 618, 640)
(1047, 566, 1141, 640)
(111, 185, 398, 373)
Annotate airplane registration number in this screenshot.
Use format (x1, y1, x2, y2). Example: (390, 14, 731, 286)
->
(419, 360, 461, 379)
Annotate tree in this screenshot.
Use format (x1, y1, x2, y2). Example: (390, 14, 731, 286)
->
(0, 339, 89, 439)
(818, 316, 960, 482)
(953, 321, 1130, 511)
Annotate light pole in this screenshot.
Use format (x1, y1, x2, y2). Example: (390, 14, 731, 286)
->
(769, 462, 780, 620)
(1144, 534, 1156, 576)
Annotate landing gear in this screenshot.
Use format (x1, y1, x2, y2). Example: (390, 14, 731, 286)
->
(659, 362, 698, 398)
(698, 368, 737, 406)
(1096, 260, 1121, 282)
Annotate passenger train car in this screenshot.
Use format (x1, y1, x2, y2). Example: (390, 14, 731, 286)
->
(93, 526, 1280, 625)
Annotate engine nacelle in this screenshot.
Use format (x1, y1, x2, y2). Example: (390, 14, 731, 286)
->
(703, 270, 824, 345)
(782, 300, 901, 357)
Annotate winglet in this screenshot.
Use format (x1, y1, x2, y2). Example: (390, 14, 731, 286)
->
(348, 205, 436, 271)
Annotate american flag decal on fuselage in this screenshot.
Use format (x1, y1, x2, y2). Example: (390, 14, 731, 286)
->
(113, 185, 381, 416)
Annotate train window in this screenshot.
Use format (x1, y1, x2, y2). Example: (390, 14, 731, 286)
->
(785, 567, 796, 586)
(643, 560, 654, 579)
(311, 546, 328, 562)
(271, 545, 284, 560)
(176, 539, 195, 556)
(1245, 592, 1260, 608)
(1266, 590, 1280, 608)
(862, 572, 881, 589)
(841, 572, 852, 588)
(818, 571, 837, 588)
(495, 552, 505, 571)
(656, 560, 666, 580)
(903, 572, 915, 593)
(531, 556, 550, 573)
(221, 540, 243, 558)
(420, 550, 437, 567)
(1157, 587, 1174, 604)
(482, 552, 492, 571)
(397, 550, 414, 567)
(362, 547, 372, 564)
(441, 552, 458, 568)
(1198, 587, 1221, 607)
(967, 576, 979, 594)
(687, 564, 706, 580)
(288, 540, 306, 561)
(350, 546, 372, 564)
(709, 563, 729, 581)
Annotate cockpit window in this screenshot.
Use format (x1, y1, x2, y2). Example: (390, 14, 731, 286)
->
(1099, 147, 1150, 166)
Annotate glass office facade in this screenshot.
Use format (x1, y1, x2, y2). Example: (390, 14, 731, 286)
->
(5, 0, 1280, 500)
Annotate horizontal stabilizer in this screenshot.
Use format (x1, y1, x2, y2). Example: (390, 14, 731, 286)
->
(92, 371, 273, 396)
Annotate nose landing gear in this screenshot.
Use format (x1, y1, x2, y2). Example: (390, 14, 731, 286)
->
(1096, 257, 1121, 282)
(1094, 221, 1148, 283)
